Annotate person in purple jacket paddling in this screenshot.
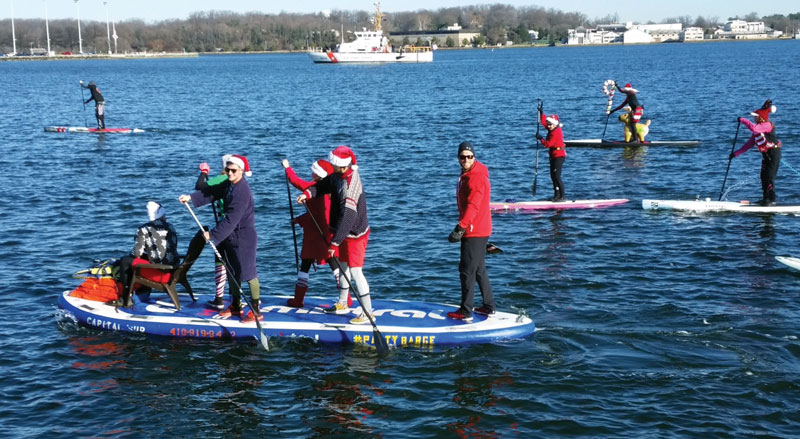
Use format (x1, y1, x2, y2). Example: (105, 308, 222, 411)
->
(179, 155, 262, 322)
(730, 99, 782, 206)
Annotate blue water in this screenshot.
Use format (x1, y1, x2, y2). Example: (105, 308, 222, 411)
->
(2, 40, 800, 438)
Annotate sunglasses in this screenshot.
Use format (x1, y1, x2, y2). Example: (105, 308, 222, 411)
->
(224, 168, 240, 174)
(458, 154, 474, 160)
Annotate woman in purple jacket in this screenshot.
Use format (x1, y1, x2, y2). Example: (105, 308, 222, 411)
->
(180, 155, 261, 321)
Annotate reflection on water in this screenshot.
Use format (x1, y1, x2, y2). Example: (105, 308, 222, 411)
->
(621, 145, 647, 168)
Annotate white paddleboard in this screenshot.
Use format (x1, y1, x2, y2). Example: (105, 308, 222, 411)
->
(642, 199, 800, 214)
(775, 256, 800, 271)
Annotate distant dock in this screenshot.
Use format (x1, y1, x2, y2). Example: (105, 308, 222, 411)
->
(1, 52, 199, 61)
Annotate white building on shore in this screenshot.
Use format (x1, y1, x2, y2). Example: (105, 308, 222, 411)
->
(567, 21, 682, 45)
(681, 27, 705, 41)
(714, 20, 782, 39)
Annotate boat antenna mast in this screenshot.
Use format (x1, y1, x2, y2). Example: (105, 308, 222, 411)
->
(373, 1, 383, 32)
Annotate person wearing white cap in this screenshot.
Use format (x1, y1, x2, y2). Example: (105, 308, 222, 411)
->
(115, 201, 179, 307)
(297, 146, 373, 325)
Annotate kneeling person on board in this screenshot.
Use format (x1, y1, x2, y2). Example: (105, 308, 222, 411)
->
(536, 105, 567, 202)
(730, 99, 782, 206)
(80, 80, 106, 129)
(179, 155, 263, 322)
(447, 141, 496, 323)
(297, 146, 373, 325)
(116, 201, 179, 307)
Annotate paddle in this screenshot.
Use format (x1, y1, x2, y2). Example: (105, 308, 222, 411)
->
(600, 113, 610, 140)
(182, 201, 269, 351)
(79, 81, 88, 127)
(532, 99, 542, 198)
(302, 204, 390, 354)
(718, 119, 741, 201)
(284, 170, 300, 272)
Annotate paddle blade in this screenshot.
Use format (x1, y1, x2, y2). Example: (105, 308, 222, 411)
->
(374, 329, 390, 354)
(531, 176, 537, 197)
(257, 332, 270, 351)
(486, 242, 503, 254)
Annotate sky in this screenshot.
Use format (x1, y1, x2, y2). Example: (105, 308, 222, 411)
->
(3, 0, 798, 24)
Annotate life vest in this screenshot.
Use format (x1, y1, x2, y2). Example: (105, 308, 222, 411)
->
(756, 122, 781, 153)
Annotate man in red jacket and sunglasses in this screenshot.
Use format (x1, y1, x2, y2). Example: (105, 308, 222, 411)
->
(447, 141, 496, 323)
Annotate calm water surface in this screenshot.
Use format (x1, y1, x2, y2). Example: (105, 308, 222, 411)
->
(2, 40, 800, 438)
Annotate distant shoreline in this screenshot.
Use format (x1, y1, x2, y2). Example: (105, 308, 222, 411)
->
(3, 36, 795, 61)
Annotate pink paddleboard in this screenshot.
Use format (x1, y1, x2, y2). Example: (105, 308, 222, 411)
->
(490, 199, 629, 212)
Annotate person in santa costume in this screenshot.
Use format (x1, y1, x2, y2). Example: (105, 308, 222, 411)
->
(179, 154, 263, 322)
(609, 82, 644, 141)
(297, 146, 373, 325)
(536, 105, 567, 202)
(731, 99, 782, 206)
(282, 158, 352, 308)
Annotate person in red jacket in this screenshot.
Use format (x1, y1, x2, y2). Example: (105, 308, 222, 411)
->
(536, 106, 567, 202)
(446, 141, 496, 323)
(282, 158, 351, 308)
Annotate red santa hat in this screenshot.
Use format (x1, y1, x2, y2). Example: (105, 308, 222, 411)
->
(751, 101, 777, 121)
(545, 114, 563, 127)
(620, 83, 638, 93)
(225, 154, 252, 177)
(311, 159, 334, 178)
(329, 145, 357, 168)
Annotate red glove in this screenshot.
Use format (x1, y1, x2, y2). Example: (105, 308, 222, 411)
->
(199, 162, 210, 174)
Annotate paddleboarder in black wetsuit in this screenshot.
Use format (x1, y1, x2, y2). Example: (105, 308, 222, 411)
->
(609, 82, 643, 142)
(80, 80, 106, 129)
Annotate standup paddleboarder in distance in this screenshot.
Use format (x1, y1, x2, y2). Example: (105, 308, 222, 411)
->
(80, 80, 105, 129)
(283, 158, 351, 309)
(537, 106, 567, 202)
(730, 99, 782, 206)
(179, 155, 263, 322)
(447, 141, 495, 323)
(608, 82, 643, 141)
(297, 146, 373, 325)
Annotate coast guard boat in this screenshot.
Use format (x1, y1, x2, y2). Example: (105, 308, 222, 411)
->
(308, 2, 433, 64)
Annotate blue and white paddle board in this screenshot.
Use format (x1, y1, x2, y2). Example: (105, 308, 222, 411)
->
(58, 291, 534, 348)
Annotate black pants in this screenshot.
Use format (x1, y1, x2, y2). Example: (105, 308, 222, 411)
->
(116, 255, 137, 306)
(459, 236, 495, 315)
(761, 148, 781, 202)
(550, 156, 565, 200)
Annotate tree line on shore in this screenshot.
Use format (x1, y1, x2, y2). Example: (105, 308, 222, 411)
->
(2, 5, 799, 54)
